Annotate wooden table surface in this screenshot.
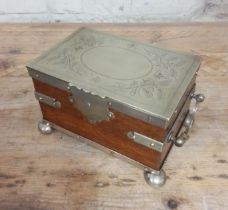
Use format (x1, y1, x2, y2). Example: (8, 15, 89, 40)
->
(0, 23, 227, 210)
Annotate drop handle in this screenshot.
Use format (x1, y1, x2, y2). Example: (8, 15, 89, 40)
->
(167, 113, 194, 147)
(167, 93, 205, 147)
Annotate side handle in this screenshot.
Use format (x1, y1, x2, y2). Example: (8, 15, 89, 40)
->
(167, 93, 205, 147)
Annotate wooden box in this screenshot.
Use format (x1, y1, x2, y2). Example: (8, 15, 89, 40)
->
(27, 28, 204, 187)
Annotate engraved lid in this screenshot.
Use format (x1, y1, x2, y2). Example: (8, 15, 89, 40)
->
(27, 28, 201, 128)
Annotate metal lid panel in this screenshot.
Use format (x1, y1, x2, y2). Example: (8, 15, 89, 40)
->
(27, 28, 201, 125)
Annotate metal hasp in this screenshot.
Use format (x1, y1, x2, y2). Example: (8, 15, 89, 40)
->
(69, 86, 114, 123)
(35, 91, 61, 108)
(127, 131, 164, 152)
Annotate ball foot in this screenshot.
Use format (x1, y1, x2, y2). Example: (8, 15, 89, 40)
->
(144, 169, 166, 188)
(38, 120, 53, 134)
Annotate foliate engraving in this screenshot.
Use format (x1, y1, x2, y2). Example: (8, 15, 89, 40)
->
(36, 28, 196, 108)
(112, 79, 162, 99)
(47, 48, 78, 71)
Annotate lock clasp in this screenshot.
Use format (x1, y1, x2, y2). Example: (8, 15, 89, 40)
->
(69, 86, 114, 124)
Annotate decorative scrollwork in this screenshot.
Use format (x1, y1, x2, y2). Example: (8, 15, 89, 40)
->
(37, 28, 195, 105)
(113, 79, 162, 99)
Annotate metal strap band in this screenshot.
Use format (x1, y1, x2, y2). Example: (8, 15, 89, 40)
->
(35, 91, 61, 108)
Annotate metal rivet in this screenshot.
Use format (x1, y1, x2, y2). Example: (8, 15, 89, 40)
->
(127, 131, 134, 139)
(87, 102, 91, 107)
(148, 116, 153, 123)
(108, 112, 113, 119)
(69, 97, 74, 103)
(150, 143, 155, 147)
(35, 74, 39, 78)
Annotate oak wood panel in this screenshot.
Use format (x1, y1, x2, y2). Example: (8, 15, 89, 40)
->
(0, 23, 227, 210)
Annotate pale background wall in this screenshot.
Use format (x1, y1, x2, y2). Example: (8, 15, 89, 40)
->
(0, 0, 228, 22)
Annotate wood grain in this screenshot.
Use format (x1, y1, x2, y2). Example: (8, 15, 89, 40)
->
(33, 79, 167, 170)
(0, 23, 227, 210)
